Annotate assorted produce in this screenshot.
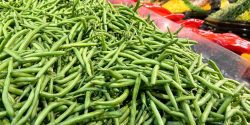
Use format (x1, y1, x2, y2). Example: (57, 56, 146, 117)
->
(209, 0, 250, 22)
(0, 0, 250, 125)
(140, 2, 250, 55)
(162, 0, 230, 14)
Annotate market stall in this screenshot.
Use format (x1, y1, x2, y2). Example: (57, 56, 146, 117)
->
(0, 0, 250, 125)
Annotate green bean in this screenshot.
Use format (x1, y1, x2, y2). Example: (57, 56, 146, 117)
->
(0, 32, 13, 52)
(182, 66, 197, 87)
(2, 19, 14, 37)
(84, 91, 92, 113)
(61, 43, 98, 49)
(208, 60, 224, 80)
(150, 100, 164, 125)
(57, 57, 77, 78)
(2, 118, 10, 125)
(2, 58, 14, 118)
(133, 59, 159, 65)
(173, 64, 181, 84)
(36, 57, 58, 78)
(147, 91, 185, 118)
(0, 82, 23, 95)
(96, 111, 122, 120)
(102, 69, 124, 80)
(159, 72, 188, 95)
(34, 102, 66, 125)
(194, 75, 233, 96)
(192, 64, 208, 74)
(0, 23, 3, 36)
(83, 48, 93, 76)
(12, 89, 35, 124)
(92, 89, 129, 106)
(18, 24, 49, 50)
(241, 100, 250, 114)
(119, 106, 130, 123)
(24, 51, 66, 57)
(0, 111, 7, 119)
(188, 55, 199, 72)
(209, 112, 224, 120)
(58, 109, 104, 125)
(160, 62, 174, 71)
(201, 98, 217, 123)
(116, 70, 138, 77)
(165, 84, 179, 110)
(168, 46, 194, 60)
(17, 85, 32, 103)
(130, 76, 141, 125)
(40, 74, 81, 98)
(11, 77, 37, 83)
(198, 79, 228, 106)
(13, 68, 41, 73)
(193, 100, 202, 118)
(105, 42, 126, 68)
(143, 115, 154, 125)
(11, 72, 34, 78)
(137, 110, 147, 125)
(55, 70, 80, 84)
(15, 76, 43, 125)
(182, 102, 196, 125)
(150, 65, 159, 85)
(50, 35, 68, 51)
(217, 83, 245, 114)
(151, 92, 170, 100)
(73, 48, 85, 68)
(124, 50, 145, 59)
(135, 106, 145, 123)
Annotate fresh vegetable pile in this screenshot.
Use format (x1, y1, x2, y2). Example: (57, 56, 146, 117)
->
(0, 0, 250, 125)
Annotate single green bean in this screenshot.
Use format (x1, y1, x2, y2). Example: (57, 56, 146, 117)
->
(2, 58, 14, 118)
(130, 76, 141, 125)
(150, 100, 164, 125)
(58, 110, 104, 125)
(92, 89, 129, 106)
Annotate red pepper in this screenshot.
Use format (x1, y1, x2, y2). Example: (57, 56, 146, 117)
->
(177, 19, 204, 28)
(142, 3, 185, 21)
(165, 14, 185, 22)
(143, 3, 172, 17)
(192, 28, 250, 54)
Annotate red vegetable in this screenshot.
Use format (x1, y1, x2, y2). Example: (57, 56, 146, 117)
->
(177, 19, 204, 28)
(142, 3, 185, 21)
(165, 14, 185, 22)
(143, 3, 171, 17)
(192, 28, 250, 54)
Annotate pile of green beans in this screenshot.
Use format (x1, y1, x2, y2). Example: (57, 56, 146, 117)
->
(0, 0, 250, 124)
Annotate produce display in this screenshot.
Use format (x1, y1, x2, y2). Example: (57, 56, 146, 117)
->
(162, 0, 230, 14)
(209, 0, 250, 22)
(139, 1, 250, 55)
(0, 0, 250, 125)
(236, 10, 250, 21)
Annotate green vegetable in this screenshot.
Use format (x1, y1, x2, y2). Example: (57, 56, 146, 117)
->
(0, 0, 249, 125)
(209, 0, 250, 21)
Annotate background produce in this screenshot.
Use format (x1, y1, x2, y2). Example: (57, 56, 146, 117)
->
(209, 0, 250, 22)
(162, 0, 230, 14)
(0, 0, 250, 125)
